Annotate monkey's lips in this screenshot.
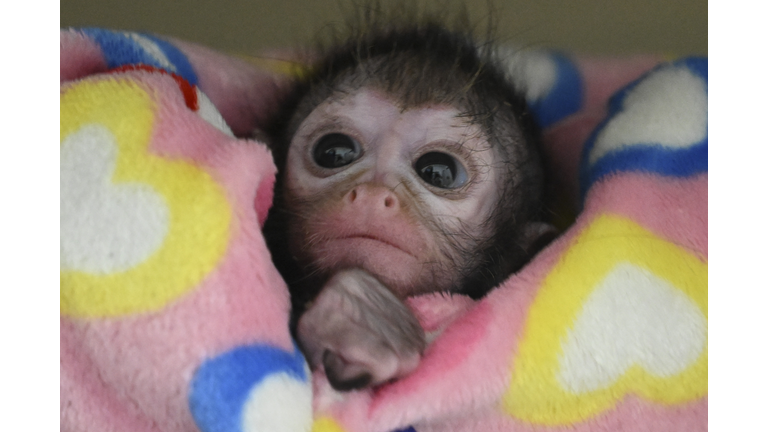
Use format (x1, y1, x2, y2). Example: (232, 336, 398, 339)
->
(314, 233, 429, 296)
(338, 234, 416, 256)
(326, 234, 418, 263)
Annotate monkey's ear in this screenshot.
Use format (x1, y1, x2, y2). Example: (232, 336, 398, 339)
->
(520, 222, 559, 258)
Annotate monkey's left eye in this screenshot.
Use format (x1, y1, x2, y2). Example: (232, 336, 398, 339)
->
(414, 152, 468, 189)
(313, 133, 362, 169)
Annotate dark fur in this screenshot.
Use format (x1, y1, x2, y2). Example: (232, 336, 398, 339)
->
(263, 13, 548, 316)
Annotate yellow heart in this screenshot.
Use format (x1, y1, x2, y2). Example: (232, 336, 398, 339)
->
(501, 214, 707, 424)
(60, 78, 231, 317)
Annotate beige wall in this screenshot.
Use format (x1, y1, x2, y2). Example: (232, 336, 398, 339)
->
(61, 0, 706, 57)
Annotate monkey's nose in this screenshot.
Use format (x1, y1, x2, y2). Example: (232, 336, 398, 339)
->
(346, 185, 400, 210)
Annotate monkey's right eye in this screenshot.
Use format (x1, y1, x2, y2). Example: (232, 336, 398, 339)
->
(312, 133, 362, 169)
(414, 151, 467, 189)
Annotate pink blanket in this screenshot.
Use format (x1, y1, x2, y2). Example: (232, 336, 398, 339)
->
(60, 28, 707, 432)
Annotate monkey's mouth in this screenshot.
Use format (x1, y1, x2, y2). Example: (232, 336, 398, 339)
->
(313, 233, 434, 297)
(336, 234, 416, 258)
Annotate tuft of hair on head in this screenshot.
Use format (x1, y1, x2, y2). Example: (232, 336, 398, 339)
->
(293, 1, 509, 107)
(266, 1, 539, 167)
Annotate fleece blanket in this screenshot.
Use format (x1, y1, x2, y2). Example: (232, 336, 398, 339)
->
(60, 28, 707, 432)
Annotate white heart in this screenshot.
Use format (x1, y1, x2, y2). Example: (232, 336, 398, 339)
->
(241, 372, 313, 432)
(195, 88, 234, 137)
(557, 263, 706, 394)
(60, 124, 169, 273)
(123, 32, 176, 72)
(501, 48, 558, 102)
(588, 65, 707, 165)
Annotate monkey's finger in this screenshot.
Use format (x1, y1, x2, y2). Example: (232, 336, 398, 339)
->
(322, 350, 374, 391)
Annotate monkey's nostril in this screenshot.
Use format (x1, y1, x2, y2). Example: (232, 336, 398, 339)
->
(349, 189, 357, 202)
(384, 196, 395, 208)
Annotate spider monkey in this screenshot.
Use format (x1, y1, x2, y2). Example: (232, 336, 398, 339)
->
(262, 9, 555, 391)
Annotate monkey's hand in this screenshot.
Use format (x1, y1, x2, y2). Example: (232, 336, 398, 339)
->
(297, 268, 426, 391)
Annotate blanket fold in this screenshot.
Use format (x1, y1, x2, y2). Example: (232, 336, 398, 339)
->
(60, 28, 707, 432)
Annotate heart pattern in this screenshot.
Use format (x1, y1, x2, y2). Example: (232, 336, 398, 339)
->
(60, 124, 169, 273)
(502, 215, 707, 425)
(587, 64, 707, 166)
(60, 78, 231, 317)
(188, 345, 312, 432)
(557, 263, 706, 393)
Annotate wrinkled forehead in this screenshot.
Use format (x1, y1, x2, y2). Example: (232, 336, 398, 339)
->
(333, 56, 479, 109)
(312, 88, 470, 124)
(291, 56, 480, 123)
(295, 87, 491, 150)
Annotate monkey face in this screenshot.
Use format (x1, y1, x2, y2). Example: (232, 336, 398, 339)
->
(282, 87, 501, 297)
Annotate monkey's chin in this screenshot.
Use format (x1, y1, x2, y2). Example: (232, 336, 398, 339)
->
(313, 237, 435, 298)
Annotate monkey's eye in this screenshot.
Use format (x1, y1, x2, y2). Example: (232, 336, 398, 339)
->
(414, 152, 467, 189)
(312, 133, 362, 169)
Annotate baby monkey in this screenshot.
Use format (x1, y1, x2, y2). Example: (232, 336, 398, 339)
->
(263, 18, 554, 391)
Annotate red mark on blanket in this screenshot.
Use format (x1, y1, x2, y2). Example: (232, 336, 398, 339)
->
(108, 64, 199, 111)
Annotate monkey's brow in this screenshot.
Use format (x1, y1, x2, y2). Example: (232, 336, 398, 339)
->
(295, 115, 359, 143)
